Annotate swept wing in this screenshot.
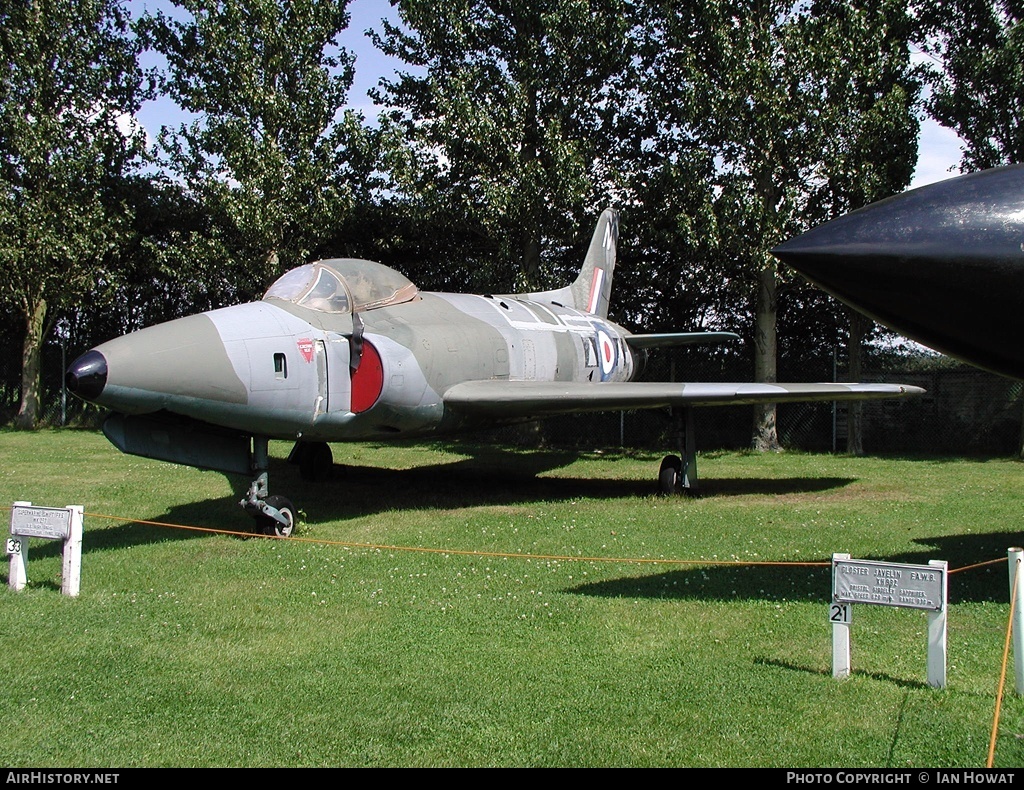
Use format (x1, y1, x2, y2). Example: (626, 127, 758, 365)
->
(443, 380, 923, 419)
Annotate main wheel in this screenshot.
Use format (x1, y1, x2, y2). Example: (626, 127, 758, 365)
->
(299, 442, 334, 482)
(260, 494, 297, 537)
(658, 455, 682, 496)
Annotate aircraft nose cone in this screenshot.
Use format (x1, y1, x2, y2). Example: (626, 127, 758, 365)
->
(772, 163, 1024, 379)
(66, 350, 108, 402)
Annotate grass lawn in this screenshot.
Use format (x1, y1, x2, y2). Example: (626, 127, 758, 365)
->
(1, 428, 1023, 767)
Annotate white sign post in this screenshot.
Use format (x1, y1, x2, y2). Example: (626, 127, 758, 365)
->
(8, 501, 83, 597)
(831, 553, 948, 688)
(1008, 548, 1024, 695)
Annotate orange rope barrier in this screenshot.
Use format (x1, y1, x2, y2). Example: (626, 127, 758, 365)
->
(951, 557, 1009, 575)
(77, 509, 830, 566)
(0, 503, 1015, 572)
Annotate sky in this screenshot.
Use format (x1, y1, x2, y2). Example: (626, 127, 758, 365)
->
(135, 0, 966, 191)
(911, 118, 965, 188)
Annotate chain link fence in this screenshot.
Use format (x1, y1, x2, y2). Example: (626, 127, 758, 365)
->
(3, 337, 1022, 457)
(1, 340, 107, 429)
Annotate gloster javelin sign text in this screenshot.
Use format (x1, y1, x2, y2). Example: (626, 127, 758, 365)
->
(833, 558, 945, 611)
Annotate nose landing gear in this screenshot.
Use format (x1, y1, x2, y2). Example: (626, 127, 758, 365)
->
(240, 437, 298, 536)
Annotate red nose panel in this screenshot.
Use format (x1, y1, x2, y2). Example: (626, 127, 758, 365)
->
(351, 339, 383, 413)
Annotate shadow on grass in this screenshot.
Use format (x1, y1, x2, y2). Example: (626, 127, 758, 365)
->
(569, 564, 833, 603)
(753, 658, 933, 690)
(33, 444, 1018, 608)
(22, 444, 862, 560)
(267, 447, 862, 524)
(24, 493, 250, 561)
(695, 476, 856, 497)
(567, 530, 1014, 604)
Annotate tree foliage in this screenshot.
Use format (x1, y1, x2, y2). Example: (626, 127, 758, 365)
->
(918, 0, 1023, 169)
(142, 0, 374, 290)
(633, 0, 920, 450)
(0, 0, 939, 446)
(0, 0, 146, 428)
(371, 0, 633, 292)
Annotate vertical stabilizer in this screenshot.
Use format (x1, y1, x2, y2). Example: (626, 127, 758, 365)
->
(571, 208, 618, 317)
(519, 208, 619, 317)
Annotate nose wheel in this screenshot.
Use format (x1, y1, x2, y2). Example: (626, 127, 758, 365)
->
(258, 494, 296, 537)
(240, 437, 299, 536)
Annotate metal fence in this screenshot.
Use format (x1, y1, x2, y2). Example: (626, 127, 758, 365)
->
(3, 338, 1022, 457)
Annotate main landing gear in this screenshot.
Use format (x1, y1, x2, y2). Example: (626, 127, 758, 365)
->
(658, 407, 698, 497)
(289, 440, 334, 482)
(240, 436, 297, 537)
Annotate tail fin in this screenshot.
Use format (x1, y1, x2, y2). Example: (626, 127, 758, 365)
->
(519, 208, 618, 318)
(570, 208, 618, 317)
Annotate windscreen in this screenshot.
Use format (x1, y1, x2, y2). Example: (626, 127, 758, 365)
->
(263, 259, 418, 313)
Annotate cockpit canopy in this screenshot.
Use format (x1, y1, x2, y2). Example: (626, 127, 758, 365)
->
(263, 258, 419, 314)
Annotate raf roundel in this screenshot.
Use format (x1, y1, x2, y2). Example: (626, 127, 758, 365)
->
(596, 328, 617, 379)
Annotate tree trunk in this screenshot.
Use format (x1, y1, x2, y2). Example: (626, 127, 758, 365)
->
(751, 263, 780, 451)
(15, 297, 48, 431)
(520, 226, 541, 287)
(846, 310, 865, 456)
(266, 248, 280, 283)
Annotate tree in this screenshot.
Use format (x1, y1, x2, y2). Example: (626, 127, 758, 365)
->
(89, 175, 242, 340)
(371, 0, 633, 293)
(919, 0, 1023, 170)
(637, 0, 920, 451)
(142, 0, 374, 290)
(799, 0, 921, 455)
(0, 0, 146, 429)
(917, 0, 1022, 456)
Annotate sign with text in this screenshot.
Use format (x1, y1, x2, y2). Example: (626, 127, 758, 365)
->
(831, 553, 948, 688)
(11, 504, 72, 540)
(833, 557, 946, 611)
(8, 502, 83, 597)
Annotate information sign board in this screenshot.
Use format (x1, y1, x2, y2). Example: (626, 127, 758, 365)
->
(11, 504, 72, 540)
(833, 557, 945, 611)
(8, 502, 83, 597)
(831, 553, 948, 688)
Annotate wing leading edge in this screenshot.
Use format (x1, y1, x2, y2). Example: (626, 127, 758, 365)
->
(624, 331, 740, 349)
(443, 380, 924, 419)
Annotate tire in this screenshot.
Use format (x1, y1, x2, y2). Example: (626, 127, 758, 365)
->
(261, 494, 297, 537)
(658, 455, 682, 496)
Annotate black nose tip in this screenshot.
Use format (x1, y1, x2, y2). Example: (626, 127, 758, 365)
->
(66, 350, 108, 401)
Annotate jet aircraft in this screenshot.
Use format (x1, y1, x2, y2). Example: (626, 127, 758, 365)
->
(66, 209, 923, 535)
(772, 163, 1024, 380)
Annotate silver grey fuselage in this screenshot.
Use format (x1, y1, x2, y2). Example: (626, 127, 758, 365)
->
(89, 289, 638, 442)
